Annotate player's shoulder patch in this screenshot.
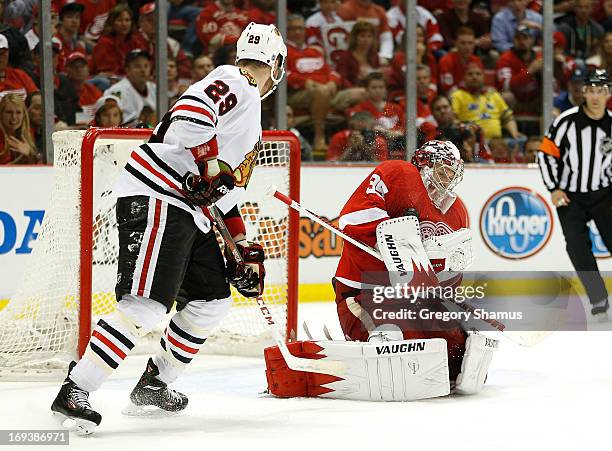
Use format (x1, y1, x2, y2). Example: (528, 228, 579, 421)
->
(239, 68, 258, 87)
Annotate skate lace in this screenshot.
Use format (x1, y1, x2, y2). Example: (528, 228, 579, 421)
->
(72, 387, 92, 409)
(164, 388, 182, 404)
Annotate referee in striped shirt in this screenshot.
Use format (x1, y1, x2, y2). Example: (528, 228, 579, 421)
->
(539, 69, 612, 320)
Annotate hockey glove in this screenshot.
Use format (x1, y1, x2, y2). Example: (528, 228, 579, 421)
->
(226, 240, 266, 298)
(181, 170, 235, 207)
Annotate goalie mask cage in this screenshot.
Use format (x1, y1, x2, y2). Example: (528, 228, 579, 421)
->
(0, 128, 299, 378)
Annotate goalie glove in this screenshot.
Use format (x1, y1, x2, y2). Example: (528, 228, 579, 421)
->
(181, 160, 235, 207)
(226, 240, 266, 298)
(422, 228, 473, 272)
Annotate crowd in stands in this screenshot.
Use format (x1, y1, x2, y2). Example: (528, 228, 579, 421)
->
(2, 0, 612, 164)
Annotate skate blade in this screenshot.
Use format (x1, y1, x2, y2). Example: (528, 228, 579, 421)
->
(52, 412, 97, 436)
(122, 401, 182, 418)
(593, 312, 609, 323)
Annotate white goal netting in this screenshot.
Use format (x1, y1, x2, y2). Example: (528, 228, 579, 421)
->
(0, 129, 298, 376)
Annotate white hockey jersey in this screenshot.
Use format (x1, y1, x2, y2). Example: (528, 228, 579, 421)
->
(104, 77, 157, 125)
(113, 65, 262, 233)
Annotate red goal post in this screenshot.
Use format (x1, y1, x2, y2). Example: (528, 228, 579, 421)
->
(0, 128, 300, 376)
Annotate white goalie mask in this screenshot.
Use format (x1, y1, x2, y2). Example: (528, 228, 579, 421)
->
(236, 22, 287, 100)
(412, 140, 464, 214)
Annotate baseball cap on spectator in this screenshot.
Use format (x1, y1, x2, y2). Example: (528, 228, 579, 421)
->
(93, 94, 121, 115)
(0, 35, 8, 50)
(125, 48, 151, 66)
(139, 2, 155, 15)
(553, 31, 566, 49)
(570, 67, 586, 82)
(515, 25, 535, 39)
(66, 50, 87, 66)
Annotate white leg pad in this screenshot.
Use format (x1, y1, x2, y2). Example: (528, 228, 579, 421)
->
(313, 338, 450, 401)
(155, 297, 232, 384)
(116, 294, 167, 336)
(455, 334, 499, 395)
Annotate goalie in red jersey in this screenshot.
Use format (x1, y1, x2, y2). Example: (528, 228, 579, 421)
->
(265, 141, 498, 401)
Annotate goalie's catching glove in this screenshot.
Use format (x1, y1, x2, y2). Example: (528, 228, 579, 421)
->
(226, 240, 266, 298)
(181, 166, 235, 207)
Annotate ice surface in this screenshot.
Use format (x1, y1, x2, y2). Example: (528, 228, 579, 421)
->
(1, 302, 611, 451)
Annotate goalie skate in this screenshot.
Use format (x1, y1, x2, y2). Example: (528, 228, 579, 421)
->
(123, 358, 188, 417)
(51, 362, 101, 436)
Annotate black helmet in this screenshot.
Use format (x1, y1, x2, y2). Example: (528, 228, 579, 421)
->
(585, 69, 611, 87)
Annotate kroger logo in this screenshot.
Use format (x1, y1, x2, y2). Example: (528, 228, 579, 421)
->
(480, 187, 553, 259)
(589, 221, 611, 258)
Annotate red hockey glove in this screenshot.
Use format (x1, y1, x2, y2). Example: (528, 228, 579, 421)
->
(226, 241, 266, 298)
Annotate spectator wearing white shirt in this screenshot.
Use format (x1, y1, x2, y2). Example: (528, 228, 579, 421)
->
(103, 49, 156, 126)
(306, 0, 341, 48)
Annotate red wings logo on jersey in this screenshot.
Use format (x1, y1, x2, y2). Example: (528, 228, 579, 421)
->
(419, 220, 456, 240)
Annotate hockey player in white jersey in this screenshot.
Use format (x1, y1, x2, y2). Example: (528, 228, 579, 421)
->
(51, 23, 287, 435)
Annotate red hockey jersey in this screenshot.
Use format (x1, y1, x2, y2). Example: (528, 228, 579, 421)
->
(495, 49, 542, 102)
(334, 160, 468, 288)
(195, 3, 249, 52)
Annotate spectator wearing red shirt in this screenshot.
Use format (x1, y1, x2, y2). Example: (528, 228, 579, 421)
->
(418, 0, 453, 15)
(397, 92, 438, 145)
(286, 15, 342, 152)
(337, 0, 394, 62)
(91, 4, 142, 78)
(137, 3, 192, 83)
(0, 93, 39, 165)
(77, 0, 117, 45)
(195, 0, 249, 55)
(389, 24, 438, 99)
(495, 25, 542, 115)
(349, 72, 404, 133)
(333, 21, 379, 110)
(387, 3, 444, 52)
(335, 21, 380, 87)
(55, 2, 87, 72)
(416, 64, 437, 106)
(438, 26, 483, 94)
(249, 0, 275, 25)
(327, 111, 389, 161)
(552, 31, 576, 94)
(436, 0, 491, 52)
(430, 94, 493, 163)
(0, 35, 37, 101)
(306, 0, 341, 47)
(63, 51, 102, 125)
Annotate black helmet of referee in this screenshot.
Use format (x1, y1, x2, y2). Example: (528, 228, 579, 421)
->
(585, 69, 611, 87)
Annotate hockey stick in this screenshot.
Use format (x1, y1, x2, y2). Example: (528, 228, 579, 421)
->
(267, 186, 549, 347)
(207, 204, 345, 374)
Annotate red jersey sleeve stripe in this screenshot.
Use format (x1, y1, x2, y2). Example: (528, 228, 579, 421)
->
(171, 104, 215, 123)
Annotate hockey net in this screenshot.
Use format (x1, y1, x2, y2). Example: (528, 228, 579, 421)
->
(0, 128, 299, 377)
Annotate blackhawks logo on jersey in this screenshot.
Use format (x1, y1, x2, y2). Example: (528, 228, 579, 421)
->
(239, 68, 258, 87)
(218, 141, 261, 188)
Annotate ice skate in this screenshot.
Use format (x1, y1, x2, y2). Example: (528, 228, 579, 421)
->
(591, 298, 609, 322)
(51, 362, 101, 436)
(123, 358, 188, 417)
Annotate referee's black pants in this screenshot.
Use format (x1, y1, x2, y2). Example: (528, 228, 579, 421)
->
(557, 187, 612, 305)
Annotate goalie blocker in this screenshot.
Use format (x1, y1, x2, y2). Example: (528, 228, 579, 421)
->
(264, 334, 498, 401)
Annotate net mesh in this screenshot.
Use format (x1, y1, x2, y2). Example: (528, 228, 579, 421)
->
(0, 130, 296, 374)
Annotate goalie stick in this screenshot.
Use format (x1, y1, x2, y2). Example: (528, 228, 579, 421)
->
(206, 204, 346, 374)
(267, 186, 550, 347)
